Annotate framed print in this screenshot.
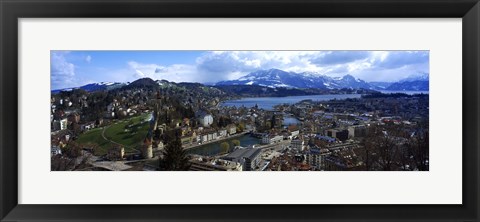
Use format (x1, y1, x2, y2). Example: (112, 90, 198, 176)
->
(1, 0, 479, 221)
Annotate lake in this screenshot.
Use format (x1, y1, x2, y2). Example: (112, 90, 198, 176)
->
(187, 134, 261, 156)
(379, 90, 429, 95)
(221, 94, 362, 110)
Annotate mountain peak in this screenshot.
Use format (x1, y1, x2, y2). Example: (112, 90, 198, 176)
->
(135, 77, 155, 81)
(126, 77, 159, 88)
(401, 73, 429, 82)
(217, 69, 373, 90)
(342, 74, 356, 80)
(266, 68, 285, 72)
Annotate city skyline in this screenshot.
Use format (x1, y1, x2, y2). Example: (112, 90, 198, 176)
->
(51, 50, 429, 90)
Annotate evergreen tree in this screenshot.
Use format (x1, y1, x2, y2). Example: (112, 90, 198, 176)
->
(160, 130, 190, 171)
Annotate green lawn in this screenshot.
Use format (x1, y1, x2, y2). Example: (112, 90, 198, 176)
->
(75, 127, 113, 155)
(104, 114, 150, 150)
(76, 114, 151, 155)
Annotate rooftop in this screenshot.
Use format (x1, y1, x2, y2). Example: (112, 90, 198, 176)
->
(225, 148, 262, 161)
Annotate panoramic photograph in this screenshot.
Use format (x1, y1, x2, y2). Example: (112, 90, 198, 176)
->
(50, 50, 429, 171)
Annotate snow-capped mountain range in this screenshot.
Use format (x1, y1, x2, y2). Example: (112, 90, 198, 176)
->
(51, 69, 429, 93)
(51, 82, 127, 93)
(216, 68, 429, 91)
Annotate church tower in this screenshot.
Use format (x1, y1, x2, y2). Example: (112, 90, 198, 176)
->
(142, 90, 162, 159)
(142, 137, 153, 159)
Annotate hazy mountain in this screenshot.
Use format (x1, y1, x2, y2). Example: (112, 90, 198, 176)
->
(400, 73, 429, 82)
(330, 74, 372, 89)
(386, 73, 429, 91)
(386, 80, 429, 91)
(369, 82, 393, 89)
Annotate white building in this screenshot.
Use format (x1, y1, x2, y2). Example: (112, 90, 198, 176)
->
(51, 146, 62, 156)
(262, 135, 284, 144)
(291, 130, 300, 138)
(53, 118, 68, 131)
(228, 125, 237, 135)
(218, 129, 227, 138)
(81, 122, 95, 131)
(305, 148, 330, 170)
(199, 114, 214, 127)
(291, 139, 305, 151)
(348, 125, 367, 138)
(201, 134, 208, 143)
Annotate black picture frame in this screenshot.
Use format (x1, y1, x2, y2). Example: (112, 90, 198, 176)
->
(1, 0, 479, 221)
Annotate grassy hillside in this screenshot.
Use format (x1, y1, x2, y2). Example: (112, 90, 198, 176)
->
(76, 113, 150, 155)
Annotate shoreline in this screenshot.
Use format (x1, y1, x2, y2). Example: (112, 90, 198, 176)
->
(182, 131, 249, 151)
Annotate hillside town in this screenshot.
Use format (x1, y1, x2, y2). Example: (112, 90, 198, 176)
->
(51, 77, 429, 171)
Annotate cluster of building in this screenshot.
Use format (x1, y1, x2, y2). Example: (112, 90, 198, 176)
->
(51, 78, 428, 171)
(179, 124, 238, 146)
(188, 94, 428, 171)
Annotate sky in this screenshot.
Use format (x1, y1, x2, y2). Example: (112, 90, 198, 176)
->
(51, 50, 429, 90)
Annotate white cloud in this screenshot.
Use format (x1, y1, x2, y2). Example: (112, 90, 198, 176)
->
(51, 52, 76, 89)
(127, 61, 198, 83)
(85, 55, 92, 63)
(123, 51, 428, 83)
(134, 69, 146, 78)
(128, 61, 165, 79)
(195, 51, 326, 81)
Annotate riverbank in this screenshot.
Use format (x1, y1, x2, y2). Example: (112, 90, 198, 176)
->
(187, 133, 261, 156)
(182, 131, 249, 150)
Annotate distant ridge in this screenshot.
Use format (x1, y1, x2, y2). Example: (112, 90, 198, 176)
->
(51, 82, 125, 93)
(216, 68, 429, 91)
(51, 69, 429, 93)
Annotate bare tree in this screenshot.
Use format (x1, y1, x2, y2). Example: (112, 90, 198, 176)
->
(407, 130, 429, 171)
(363, 125, 401, 171)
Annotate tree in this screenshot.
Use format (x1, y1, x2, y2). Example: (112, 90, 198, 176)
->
(70, 123, 82, 136)
(220, 142, 230, 154)
(237, 123, 245, 132)
(231, 139, 240, 147)
(160, 130, 190, 171)
(375, 130, 399, 171)
(406, 130, 429, 171)
(362, 125, 401, 171)
(64, 141, 83, 158)
(51, 155, 76, 171)
(51, 141, 91, 171)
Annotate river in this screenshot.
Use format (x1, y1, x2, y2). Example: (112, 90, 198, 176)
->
(187, 134, 261, 156)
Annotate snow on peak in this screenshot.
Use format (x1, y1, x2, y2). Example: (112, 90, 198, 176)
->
(402, 73, 429, 82)
(98, 82, 115, 86)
